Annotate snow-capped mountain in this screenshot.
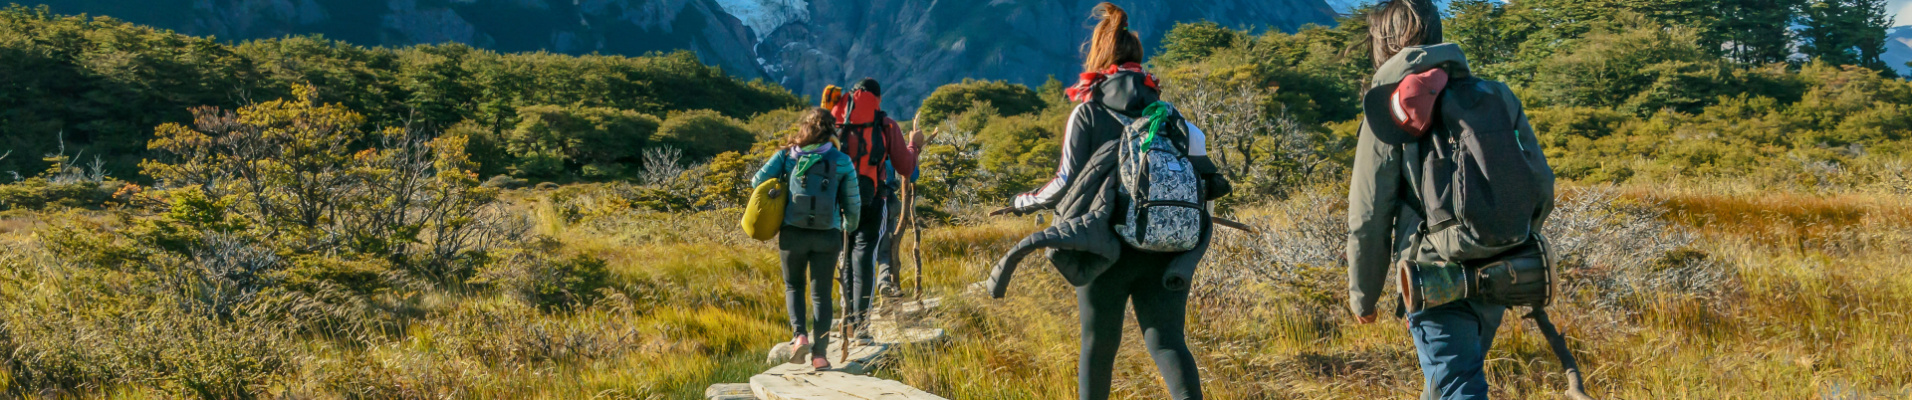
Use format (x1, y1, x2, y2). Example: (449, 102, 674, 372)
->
(35, 0, 1339, 116)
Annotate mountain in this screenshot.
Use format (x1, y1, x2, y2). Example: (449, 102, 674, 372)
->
(32, 0, 1339, 117)
(1889, 26, 1912, 77)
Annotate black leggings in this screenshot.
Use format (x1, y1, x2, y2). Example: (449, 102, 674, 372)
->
(779, 227, 841, 358)
(1077, 247, 1202, 400)
(843, 202, 884, 328)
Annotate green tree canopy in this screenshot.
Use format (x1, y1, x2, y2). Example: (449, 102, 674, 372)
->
(915, 79, 1045, 127)
(654, 109, 754, 161)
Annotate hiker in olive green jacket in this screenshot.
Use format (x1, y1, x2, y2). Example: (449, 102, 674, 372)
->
(1345, 1, 1555, 399)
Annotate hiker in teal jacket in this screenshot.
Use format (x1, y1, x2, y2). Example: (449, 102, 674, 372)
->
(751, 108, 861, 370)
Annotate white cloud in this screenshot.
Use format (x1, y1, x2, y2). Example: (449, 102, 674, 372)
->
(1893, 0, 1912, 27)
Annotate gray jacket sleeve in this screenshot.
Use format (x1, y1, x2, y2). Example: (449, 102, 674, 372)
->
(1345, 121, 1403, 319)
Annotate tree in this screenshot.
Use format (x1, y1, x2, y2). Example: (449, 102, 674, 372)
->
(505, 105, 661, 178)
(1713, 0, 1805, 64)
(1165, 75, 1266, 180)
(654, 109, 754, 161)
(1800, 0, 1896, 76)
(1530, 14, 1734, 114)
(916, 79, 1045, 127)
(140, 85, 501, 279)
(1157, 21, 1247, 66)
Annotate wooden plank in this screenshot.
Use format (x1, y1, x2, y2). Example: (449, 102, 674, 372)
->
(704, 383, 754, 400)
(750, 371, 948, 400)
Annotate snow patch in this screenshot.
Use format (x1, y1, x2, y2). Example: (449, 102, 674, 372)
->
(712, 0, 809, 41)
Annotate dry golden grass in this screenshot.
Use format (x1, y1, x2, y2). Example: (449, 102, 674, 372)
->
(4, 181, 1909, 398)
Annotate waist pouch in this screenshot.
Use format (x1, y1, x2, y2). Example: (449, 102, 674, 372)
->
(1398, 244, 1552, 313)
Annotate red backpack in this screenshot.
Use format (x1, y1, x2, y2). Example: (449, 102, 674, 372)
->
(830, 88, 889, 203)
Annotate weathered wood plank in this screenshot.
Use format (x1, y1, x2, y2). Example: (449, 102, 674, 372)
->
(750, 371, 948, 400)
(705, 383, 754, 400)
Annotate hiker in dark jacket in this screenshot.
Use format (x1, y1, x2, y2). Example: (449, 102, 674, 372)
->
(1345, 1, 1556, 399)
(751, 108, 862, 370)
(831, 78, 924, 340)
(876, 161, 915, 297)
(984, 4, 1226, 399)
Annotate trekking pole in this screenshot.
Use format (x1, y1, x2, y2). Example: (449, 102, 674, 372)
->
(1527, 308, 1596, 400)
(910, 181, 924, 301)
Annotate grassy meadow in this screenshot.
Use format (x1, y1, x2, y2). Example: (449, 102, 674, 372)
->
(8, 172, 1910, 398)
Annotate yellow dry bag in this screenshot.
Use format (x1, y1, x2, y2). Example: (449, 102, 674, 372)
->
(742, 178, 787, 241)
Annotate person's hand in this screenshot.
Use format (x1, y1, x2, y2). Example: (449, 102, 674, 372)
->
(910, 128, 927, 146)
(988, 206, 1018, 217)
(1354, 312, 1377, 324)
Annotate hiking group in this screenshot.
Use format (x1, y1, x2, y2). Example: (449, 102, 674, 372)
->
(742, 1, 1587, 399)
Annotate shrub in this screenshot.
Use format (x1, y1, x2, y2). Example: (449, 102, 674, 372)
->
(1544, 186, 1736, 311)
(505, 105, 661, 179)
(655, 109, 753, 161)
(472, 237, 611, 311)
(0, 178, 113, 210)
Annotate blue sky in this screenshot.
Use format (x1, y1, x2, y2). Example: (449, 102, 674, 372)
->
(1893, 0, 1911, 27)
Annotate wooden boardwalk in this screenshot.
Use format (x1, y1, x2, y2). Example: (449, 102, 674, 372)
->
(708, 298, 947, 400)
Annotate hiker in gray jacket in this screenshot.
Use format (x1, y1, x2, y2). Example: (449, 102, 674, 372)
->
(1346, 1, 1555, 399)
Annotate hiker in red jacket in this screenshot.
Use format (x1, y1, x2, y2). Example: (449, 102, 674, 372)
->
(829, 78, 922, 341)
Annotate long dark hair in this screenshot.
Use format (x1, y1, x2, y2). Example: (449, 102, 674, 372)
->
(1082, 2, 1144, 72)
(785, 108, 836, 148)
(1368, 0, 1443, 68)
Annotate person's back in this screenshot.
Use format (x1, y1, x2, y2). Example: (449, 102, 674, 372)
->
(1344, 1, 1559, 399)
(828, 78, 921, 338)
(992, 3, 1228, 400)
(751, 108, 860, 370)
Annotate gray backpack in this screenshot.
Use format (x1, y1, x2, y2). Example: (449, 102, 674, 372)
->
(784, 152, 841, 231)
(1409, 76, 1548, 262)
(1106, 102, 1204, 253)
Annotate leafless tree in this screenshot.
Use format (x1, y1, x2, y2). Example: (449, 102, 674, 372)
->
(1166, 76, 1266, 179)
(639, 146, 687, 188)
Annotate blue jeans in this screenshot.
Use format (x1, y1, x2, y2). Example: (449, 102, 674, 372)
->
(1410, 298, 1506, 400)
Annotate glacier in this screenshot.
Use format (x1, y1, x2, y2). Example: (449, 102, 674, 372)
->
(712, 0, 809, 41)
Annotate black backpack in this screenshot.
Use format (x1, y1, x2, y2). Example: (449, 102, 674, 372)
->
(1398, 74, 1592, 400)
(1407, 76, 1549, 262)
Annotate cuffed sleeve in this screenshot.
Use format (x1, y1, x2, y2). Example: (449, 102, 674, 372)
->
(1012, 104, 1093, 211)
(884, 119, 920, 179)
(1346, 121, 1404, 318)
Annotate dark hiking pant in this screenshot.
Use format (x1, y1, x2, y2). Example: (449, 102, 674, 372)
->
(1077, 247, 1203, 400)
(876, 193, 904, 287)
(843, 202, 884, 329)
(779, 227, 842, 358)
(1409, 298, 1506, 400)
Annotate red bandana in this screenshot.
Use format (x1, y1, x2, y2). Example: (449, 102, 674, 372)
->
(1065, 62, 1159, 103)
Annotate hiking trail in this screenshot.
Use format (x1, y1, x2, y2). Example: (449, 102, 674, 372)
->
(706, 297, 949, 400)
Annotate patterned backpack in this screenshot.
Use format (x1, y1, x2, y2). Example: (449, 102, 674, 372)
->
(1105, 101, 1204, 253)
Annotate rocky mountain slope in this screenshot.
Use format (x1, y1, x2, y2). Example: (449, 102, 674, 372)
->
(35, 0, 1339, 116)
(1888, 26, 1912, 77)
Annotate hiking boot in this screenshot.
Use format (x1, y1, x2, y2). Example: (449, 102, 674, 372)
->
(787, 334, 812, 364)
(811, 355, 832, 371)
(878, 283, 904, 298)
